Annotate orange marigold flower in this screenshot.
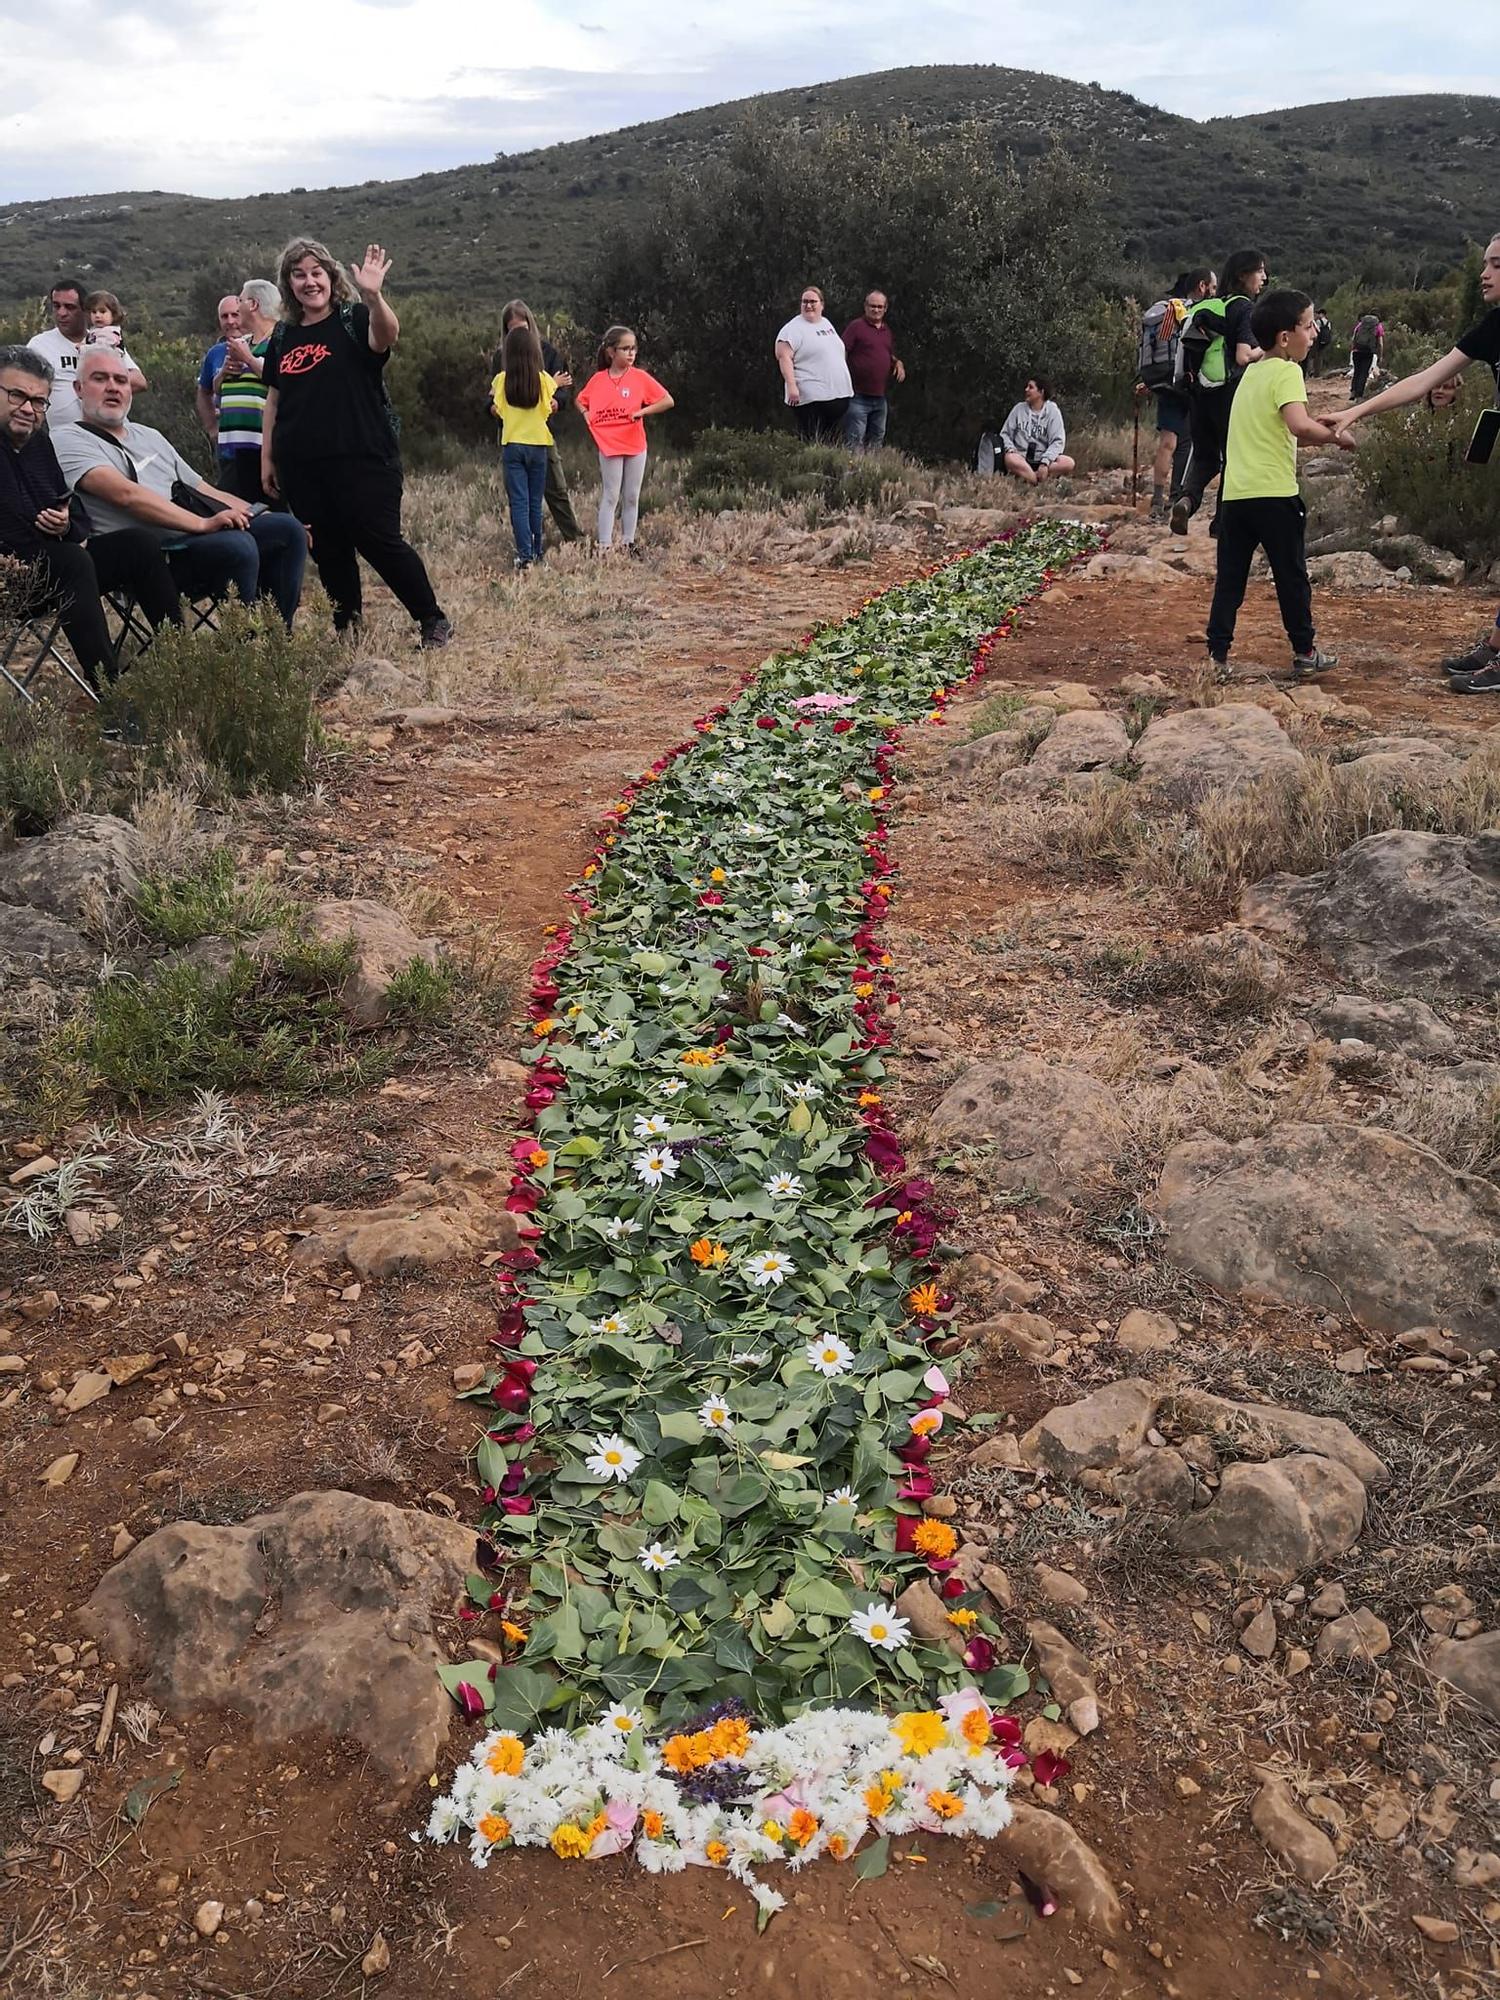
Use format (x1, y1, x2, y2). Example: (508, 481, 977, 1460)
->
(908, 1281, 942, 1316)
(586, 1811, 609, 1842)
(895, 1210, 913, 1225)
(478, 1812, 511, 1843)
(710, 867, 727, 884)
(854, 981, 875, 998)
(927, 1790, 965, 1821)
(705, 1717, 752, 1760)
(874, 883, 893, 898)
(828, 1832, 849, 1860)
(946, 1608, 979, 1631)
(501, 1619, 527, 1644)
(910, 1409, 942, 1437)
(532, 1018, 557, 1037)
(486, 1733, 524, 1777)
(689, 1237, 729, 1267)
(787, 1808, 819, 1847)
(662, 1733, 708, 1776)
(868, 787, 885, 802)
(641, 1809, 665, 1840)
(879, 952, 893, 967)
(582, 864, 597, 879)
(680, 1049, 718, 1068)
(961, 1708, 993, 1750)
(527, 1147, 549, 1170)
(857, 1090, 882, 1108)
(550, 1822, 592, 1858)
(706, 1839, 730, 1865)
(913, 1519, 958, 1560)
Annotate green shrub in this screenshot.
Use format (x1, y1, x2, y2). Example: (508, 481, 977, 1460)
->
(0, 697, 106, 836)
(1355, 379, 1500, 564)
(681, 429, 846, 509)
(132, 846, 292, 947)
(110, 600, 335, 793)
(384, 955, 456, 1024)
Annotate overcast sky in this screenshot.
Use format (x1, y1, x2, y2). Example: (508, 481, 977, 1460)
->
(3, 0, 1497, 203)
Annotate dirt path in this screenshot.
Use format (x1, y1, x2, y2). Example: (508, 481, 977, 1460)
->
(3, 500, 1496, 1998)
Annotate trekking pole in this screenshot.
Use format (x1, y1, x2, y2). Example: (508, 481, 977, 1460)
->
(1131, 401, 1141, 507)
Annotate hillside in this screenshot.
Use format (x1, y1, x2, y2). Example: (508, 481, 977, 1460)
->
(2, 67, 1496, 332)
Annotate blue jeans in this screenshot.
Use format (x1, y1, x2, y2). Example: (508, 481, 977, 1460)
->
(166, 512, 307, 627)
(503, 442, 548, 563)
(844, 394, 888, 449)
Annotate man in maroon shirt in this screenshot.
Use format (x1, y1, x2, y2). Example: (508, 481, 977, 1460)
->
(841, 292, 906, 450)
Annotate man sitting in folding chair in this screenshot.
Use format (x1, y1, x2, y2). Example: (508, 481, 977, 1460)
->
(55, 349, 306, 628)
(0, 342, 180, 692)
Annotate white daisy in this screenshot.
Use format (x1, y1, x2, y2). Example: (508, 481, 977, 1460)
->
(588, 1025, 621, 1048)
(805, 1334, 854, 1377)
(585, 1434, 642, 1482)
(791, 879, 813, 900)
(638, 1542, 680, 1573)
(783, 1081, 823, 1101)
(633, 1148, 678, 1188)
(825, 1486, 857, 1508)
(603, 1703, 643, 1734)
(786, 944, 805, 962)
(698, 1395, 732, 1433)
(738, 822, 769, 839)
(728, 1349, 769, 1365)
(632, 1113, 670, 1139)
(658, 1079, 687, 1097)
(771, 908, 793, 926)
(850, 1602, 912, 1652)
(602, 1216, 642, 1242)
(593, 1312, 630, 1336)
(744, 1249, 795, 1288)
(764, 1171, 804, 1199)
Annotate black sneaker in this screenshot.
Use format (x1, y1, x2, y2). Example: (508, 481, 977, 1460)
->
(1291, 648, 1338, 680)
(1442, 637, 1500, 678)
(419, 614, 454, 648)
(1169, 497, 1193, 536)
(1451, 658, 1500, 695)
(1208, 653, 1234, 683)
(626, 543, 646, 562)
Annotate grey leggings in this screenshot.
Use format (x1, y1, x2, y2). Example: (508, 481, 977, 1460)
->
(597, 449, 647, 546)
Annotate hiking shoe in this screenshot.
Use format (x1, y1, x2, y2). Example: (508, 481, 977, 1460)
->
(1441, 636, 1500, 678)
(1169, 497, 1193, 536)
(1149, 496, 1168, 522)
(626, 542, 646, 562)
(1208, 653, 1234, 683)
(1291, 648, 1338, 680)
(419, 614, 454, 648)
(1451, 657, 1500, 695)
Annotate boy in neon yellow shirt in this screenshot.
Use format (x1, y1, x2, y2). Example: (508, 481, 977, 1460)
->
(1207, 288, 1354, 680)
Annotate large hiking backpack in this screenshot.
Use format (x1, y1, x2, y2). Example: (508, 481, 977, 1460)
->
(1138, 296, 1187, 390)
(1351, 314, 1381, 353)
(1175, 294, 1244, 392)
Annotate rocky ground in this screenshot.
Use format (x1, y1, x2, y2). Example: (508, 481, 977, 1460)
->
(2, 446, 1499, 1999)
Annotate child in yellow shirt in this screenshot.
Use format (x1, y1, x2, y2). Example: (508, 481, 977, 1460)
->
(491, 327, 558, 569)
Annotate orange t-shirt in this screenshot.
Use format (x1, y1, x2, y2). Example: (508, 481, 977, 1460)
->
(574, 366, 667, 457)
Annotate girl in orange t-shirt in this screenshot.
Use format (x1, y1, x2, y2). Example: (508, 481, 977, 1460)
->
(573, 325, 674, 556)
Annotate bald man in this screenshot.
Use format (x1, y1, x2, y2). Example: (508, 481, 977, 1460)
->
(195, 294, 244, 439)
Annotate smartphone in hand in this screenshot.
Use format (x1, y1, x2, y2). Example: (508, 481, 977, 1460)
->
(1467, 408, 1500, 465)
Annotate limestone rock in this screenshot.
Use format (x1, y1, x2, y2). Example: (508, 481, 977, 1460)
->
(926, 1058, 1120, 1213)
(0, 904, 96, 982)
(1120, 1445, 1196, 1514)
(1115, 1308, 1176, 1354)
(1025, 709, 1130, 777)
(1251, 1779, 1337, 1882)
(951, 1254, 1045, 1309)
(966, 1433, 1025, 1472)
(1022, 1379, 1162, 1478)
(1241, 1605, 1278, 1659)
(992, 1803, 1122, 1935)
(331, 656, 423, 706)
(1174, 1454, 1366, 1584)
(1034, 1564, 1089, 1609)
(974, 1311, 1054, 1362)
(1035, 682, 1102, 713)
(894, 1577, 965, 1656)
(1170, 1388, 1387, 1489)
(1316, 1608, 1391, 1664)
(944, 729, 1030, 781)
(1428, 1631, 1500, 1722)
(292, 1158, 519, 1279)
(41, 1767, 84, 1802)
(0, 813, 144, 923)
(1313, 994, 1456, 1058)
(303, 896, 441, 1027)
(1153, 1122, 1500, 1344)
(81, 1489, 480, 1786)
(1306, 550, 1404, 590)
(1134, 703, 1303, 803)
(1025, 1618, 1096, 1716)
(1241, 830, 1500, 1000)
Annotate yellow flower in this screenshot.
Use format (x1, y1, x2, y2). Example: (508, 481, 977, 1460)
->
(854, 981, 875, 999)
(908, 1281, 942, 1316)
(550, 1822, 592, 1859)
(946, 1608, 979, 1631)
(485, 1734, 524, 1778)
(710, 867, 727, 884)
(762, 1819, 785, 1844)
(532, 1017, 557, 1037)
(857, 1090, 882, 1108)
(927, 1790, 964, 1821)
(586, 1811, 609, 1842)
(868, 787, 885, 802)
(567, 1003, 582, 1017)
(910, 1410, 942, 1438)
(689, 1237, 729, 1268)
(874, 882, 893, 898)
(478, 1812, 511, 1843)
(501, 1619, 527, 1644)
(828, 1832, 849, 1859)
(706, 1839, 730, 1865)
(706, 1717, 752, 1760)
(680, 1049, 718, 1068)
(641, 1809, 665, 1840)
(527, 1147, 550, 1170)
(913, 1519, 958, 1560)
(961, 1708, 993, 1750)
(892, 1711, 947, 1758)
(582, 864, 597, 880)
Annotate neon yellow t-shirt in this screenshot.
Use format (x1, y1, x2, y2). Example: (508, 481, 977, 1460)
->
(1223, 357, 1305, 501)
(491, 369, 556, 447)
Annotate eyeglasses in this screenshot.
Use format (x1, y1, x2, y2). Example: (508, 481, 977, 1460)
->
(0, 385, 49, 412)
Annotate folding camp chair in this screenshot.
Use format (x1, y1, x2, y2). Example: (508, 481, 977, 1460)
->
(0, 607, 99, 704)
(104, 589, 219, 665)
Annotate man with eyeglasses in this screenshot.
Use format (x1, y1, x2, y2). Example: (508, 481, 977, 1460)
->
(841, 291, 906, 451)
(0, 345, 180, 686)
(30, 276, 147, 428)
(775, 286, 854, 443)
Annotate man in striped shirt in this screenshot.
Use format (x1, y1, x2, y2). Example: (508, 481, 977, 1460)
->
(212, 279, 280, 502)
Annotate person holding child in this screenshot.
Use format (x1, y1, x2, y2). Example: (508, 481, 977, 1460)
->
(490, 325, 558, 570)
(573, 326, 673, 556)
(1205, 289, 1354, 681)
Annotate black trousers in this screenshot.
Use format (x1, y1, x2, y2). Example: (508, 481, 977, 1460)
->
(795, 398, 850, 444)
(544, 446, 581, 541)
(32, 530, 182, 681)
(1207, 496, 1315, 661)
(1181, 388, 1232, 515)
(1350, 350, 1375, 399)
(277, 453, 441, 629)
(217, 450, 270, 505)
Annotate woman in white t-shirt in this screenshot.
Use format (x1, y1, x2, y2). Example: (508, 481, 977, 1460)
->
(775, 286, 854, 444)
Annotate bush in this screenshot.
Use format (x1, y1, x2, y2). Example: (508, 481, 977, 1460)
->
(1354, 380, 1500, 565)
(0, 696, 105, 837)
(132, 846, 291, 947)
(111, 600, 335, 794)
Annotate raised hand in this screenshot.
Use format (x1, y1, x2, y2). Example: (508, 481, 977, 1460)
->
(350, 244, 392, 297)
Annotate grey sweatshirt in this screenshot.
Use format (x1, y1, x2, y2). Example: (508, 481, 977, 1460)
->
(999, 399, 1066, 466)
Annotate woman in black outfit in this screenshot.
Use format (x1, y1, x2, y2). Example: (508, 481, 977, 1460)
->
(261, 238, 451, 646)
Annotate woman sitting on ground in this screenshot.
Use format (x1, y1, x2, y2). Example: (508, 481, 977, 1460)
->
(1000, 377, 1075, 484)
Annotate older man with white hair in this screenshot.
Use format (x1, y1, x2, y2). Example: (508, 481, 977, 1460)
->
(56, 346, 306, 625)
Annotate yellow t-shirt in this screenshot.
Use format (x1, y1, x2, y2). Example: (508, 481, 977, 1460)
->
(491, 368, 556, 447)
(1223, 357, 1305, 501)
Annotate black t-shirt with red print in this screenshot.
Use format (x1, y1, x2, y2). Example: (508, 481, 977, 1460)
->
(1458, 308, 1500, 397)
(263, 302, 397, 465)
